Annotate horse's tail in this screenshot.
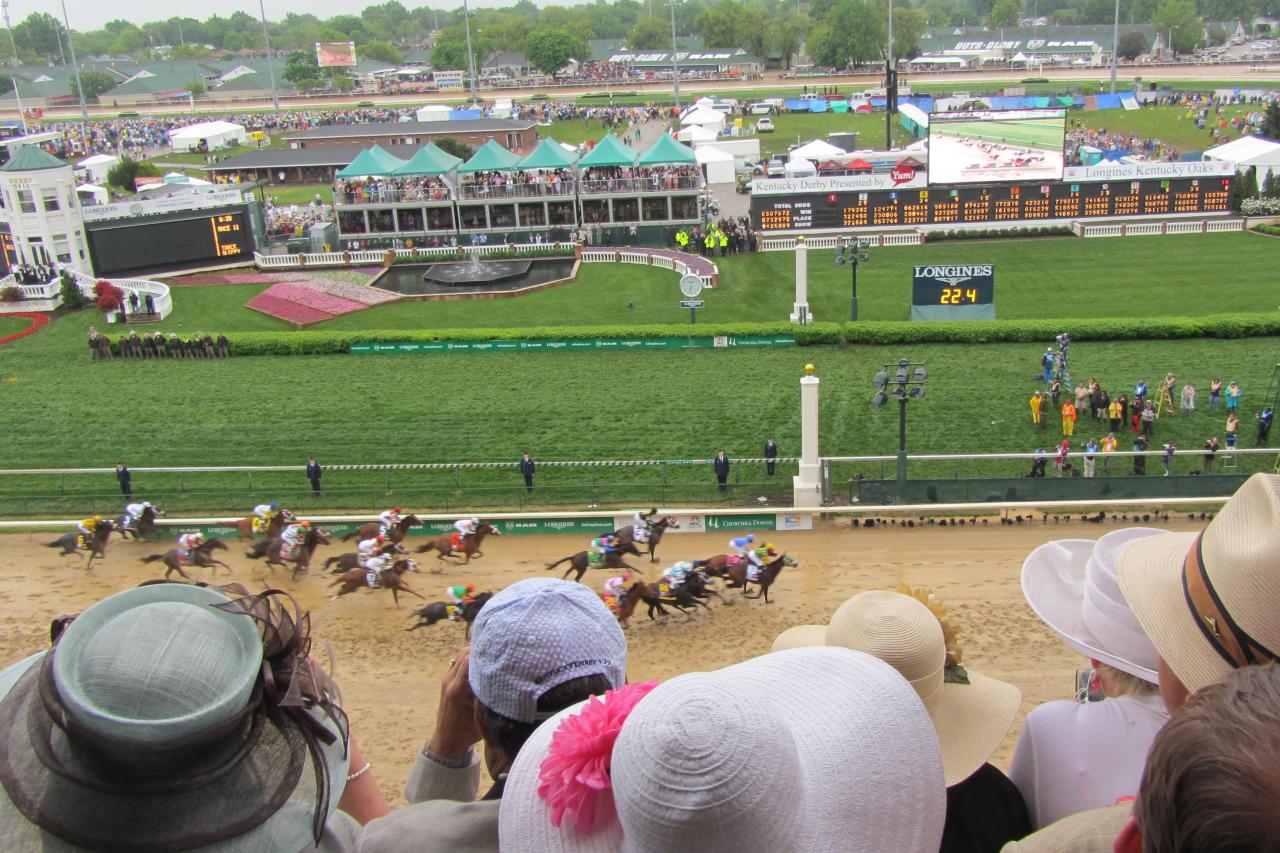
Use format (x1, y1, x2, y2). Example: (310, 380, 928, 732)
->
(45, 540, 62, 548)
(416, 541, 436, 554)
(141, 554, 165, 564)
(341, 531, 356, 542)
(545, 555, 573, 571)
(323, 556, 339, 571)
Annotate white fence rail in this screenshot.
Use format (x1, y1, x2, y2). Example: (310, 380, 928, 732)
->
(760, 232, 924, 251)
(1079, 218, 1242, 238)
(254, 242, 580, 270)
(0, 269, 171, 318)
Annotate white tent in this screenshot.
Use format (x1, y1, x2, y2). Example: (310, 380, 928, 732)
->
(77, 153, 119, 184)
(679, 107, 726, 135)
(75, 183, 108, 206)
(790, 139, 844, 160)
(138, 173, 214, 193)
(1011, 51, 1029, 63)
(677, 124, 718, 143)
(168, 120, 247, 152)
(1204, 135, 1280, 190)
(695, 145, 736, 185)
(784, 157, 816, 178)
(898, 102, 930, 131)
(416, 104, 452, 122)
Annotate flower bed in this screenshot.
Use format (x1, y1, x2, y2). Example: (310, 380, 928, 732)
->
(245, 275, 397, 326)
(0, 312, 50, 345)
(245, 292, 336, 326)
(168, 271, 277, 286)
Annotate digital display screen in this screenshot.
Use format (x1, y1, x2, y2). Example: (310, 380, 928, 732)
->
(912, 264, 995, 306)
(88, 211, 251, 276)
(928, 109, 1066, 185)
(752, 177, 1232, 231)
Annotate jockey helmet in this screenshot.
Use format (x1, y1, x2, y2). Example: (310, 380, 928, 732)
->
(621, 573, 632, 581)
(392, 506, 403, 513)
(93, 515, 102, 522)
(767, 546, 779, 557)
(470, 516, 479, 525)
(746, 534, 756, 543)
(376, 534, 386, 543)
(466, 584, 475, 592)
(299, 520, 311, 528)
(649, 507, 657, 514)
(269, 502, 278, 510)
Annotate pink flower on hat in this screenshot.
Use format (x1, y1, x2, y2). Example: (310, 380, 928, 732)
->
(537, 681, 659, 834)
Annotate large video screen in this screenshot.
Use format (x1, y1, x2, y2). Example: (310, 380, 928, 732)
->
(88, 212, 251, 275)
(928, 109, 1066, 185)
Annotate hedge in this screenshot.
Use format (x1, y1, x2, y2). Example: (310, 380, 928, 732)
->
(222, 313, 1280, 356)
(925, 225, 1074, 242)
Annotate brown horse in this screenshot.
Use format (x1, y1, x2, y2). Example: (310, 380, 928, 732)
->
(343, 514, 422, 545)
(236, 509, 294, 540)
(323, 544, 407, 573)
(46, 520, 114, 568)
(247, 527, 331, 580)
(640, 571, 719, 619)
(141, 538, 231, 580)
(611, 516, 680, 563)
(600, 582, 648, 628)
(546, 547, 643, 583)
(407, 592, 494, 638)
(690, 553, 748, 579)
(416, 523, 500, 568)
(330, 559, 423, 607)
(724, 553, 796, 603)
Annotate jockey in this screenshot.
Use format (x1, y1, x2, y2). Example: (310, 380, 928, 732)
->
(454, 516, 479, 538)
(124, 501, 153, 526)
(378, 506, 403, 534)
(176, 532, 203, 557)
(729, 534, 756, 559)
(589, 535, 620, 565)
(77, 515, 103, 538)
(631, 507, 658, 543)
(281, 520, 309, 547)
(663, 561, 694, 590)
(252, 502, 278, 532)
(356, 534, 386, 567)
(746, 544, 778, 582)
(603, 572, 632, 598)
(446, 584, 476, 620)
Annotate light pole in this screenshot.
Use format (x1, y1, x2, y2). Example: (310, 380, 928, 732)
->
(463, 0, 479, 106)
(1167, 25, 1178, 60)
(58, 0, 88, 124)
(2, 0, 27, 133)
(1109, 0, 1120, 93)
(256, 0, 279, 110)
(669, 0, 681, 110)
(872, 358, 927, 504)
(835, 235, 869, 321)
(885, 0, 894, 150)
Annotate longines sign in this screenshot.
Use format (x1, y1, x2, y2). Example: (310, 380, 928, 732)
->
(81, 188, 250, 222)
(751, 170, 928, 195)
(1062, 160, 1234, 182)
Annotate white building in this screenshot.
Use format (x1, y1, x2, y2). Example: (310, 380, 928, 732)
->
(0, 145, 93, 274)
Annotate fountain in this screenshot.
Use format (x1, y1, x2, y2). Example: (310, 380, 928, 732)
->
(421, 252, 532, 286)
(371, 250, 579, 298)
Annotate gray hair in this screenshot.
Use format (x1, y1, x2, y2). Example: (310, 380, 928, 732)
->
(1135, 663, 1280, 853)
(1096, 663, 1157, 699)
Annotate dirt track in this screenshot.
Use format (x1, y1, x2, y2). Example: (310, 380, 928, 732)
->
(0, 517, 1198, 804)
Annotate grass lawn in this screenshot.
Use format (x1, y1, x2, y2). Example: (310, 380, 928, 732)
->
(540, 119, 636, 147)
(262, 183, 333, 206)
(1071, 104, 1254, 154)
(0, 315, 31, 335)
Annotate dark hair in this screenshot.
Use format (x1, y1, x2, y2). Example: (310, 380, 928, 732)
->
(1135, 663, 1280, 853)
(476, 673, 615, 760)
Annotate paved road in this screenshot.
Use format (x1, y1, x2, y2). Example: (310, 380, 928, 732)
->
(23, 63, 1279, 120)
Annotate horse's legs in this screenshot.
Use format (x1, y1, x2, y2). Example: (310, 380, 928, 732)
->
(391, 587, 400, 608)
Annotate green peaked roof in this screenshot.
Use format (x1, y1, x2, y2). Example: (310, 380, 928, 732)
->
(458, 139, 521, 173)
(335, 144, 405, 178)
(1, 145, 67, 172)
(578, 134, 637, 168)
(516, 138, 578, 170)
(637, 134, 697, 166)
(392, 143, 462, 176)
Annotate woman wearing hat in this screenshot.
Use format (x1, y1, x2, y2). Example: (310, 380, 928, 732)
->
(1012, 528, 1172, 830)
(771, 589, 1028, 853)
(0, 582, 386, 851)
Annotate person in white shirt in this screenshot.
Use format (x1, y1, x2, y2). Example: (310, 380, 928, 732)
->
(1011, 528, 1173, 830)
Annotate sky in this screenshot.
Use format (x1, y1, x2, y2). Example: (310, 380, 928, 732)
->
(22, 0, 585, 33)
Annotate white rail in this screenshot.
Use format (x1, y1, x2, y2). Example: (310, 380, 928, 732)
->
(254, 242, 580, 270)
(760, 232, 924, 251)
(1080, 219, 1243, 238)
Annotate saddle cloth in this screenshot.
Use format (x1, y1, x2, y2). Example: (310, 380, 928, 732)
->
(365, 571, 382, 589)
(253, 517, 267, 533)
(450, 532, 463, 550)
(602, 594, 619, 614)
(379, 525, 392, 537)
(588, 551, 606, 567)
(633, 527, 649, 544)
(177, 550, 191, 565)
(280, 543, 297, 561)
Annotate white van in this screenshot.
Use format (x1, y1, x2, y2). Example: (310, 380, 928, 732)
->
(748, 102, 774, 115)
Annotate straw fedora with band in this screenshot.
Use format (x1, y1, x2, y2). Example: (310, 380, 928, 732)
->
(771, 589, 1020, 787)
(1021, 527, 1169, 683)
(498, 646, 946, 853)
(0, 582, 350, 853)
(1117, 472, 1280, 694)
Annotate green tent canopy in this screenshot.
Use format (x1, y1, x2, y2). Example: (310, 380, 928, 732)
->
(636, 134, 697, 166)
(516, 138, 579, 170)
(578, 134, 638, 168)
(335, 144, 406, 178)
(458, 139, 521, 173)
(392, 143, 462, 176)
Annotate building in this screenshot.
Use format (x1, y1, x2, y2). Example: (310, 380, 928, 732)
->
(915, 25, 1159, 68)
(0, 145, 93, 275)
(282, 119, 539, 153)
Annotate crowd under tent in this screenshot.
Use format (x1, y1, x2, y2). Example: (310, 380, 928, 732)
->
(391, 143, 463, 176)
(168, 120, 247, 152)
(578, 134, 638, 168)
(517, 138, 579, 170)
(637, 134, 697, 167)
(458, 139, 522, 174)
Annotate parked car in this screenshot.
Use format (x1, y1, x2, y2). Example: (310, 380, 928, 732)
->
(736, 173, 753, 194)
(766, 155, 786, 177)
(748, 102, 774, 115)
(756, 117, 775, 133)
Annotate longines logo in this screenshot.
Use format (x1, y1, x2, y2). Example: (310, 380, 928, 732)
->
(914, 265, 994, 281)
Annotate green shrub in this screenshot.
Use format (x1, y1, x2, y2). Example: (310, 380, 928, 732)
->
(841, 313, 1280, 345)
(925, 225, 1074, 243)
(1256, 223, 1280, 237)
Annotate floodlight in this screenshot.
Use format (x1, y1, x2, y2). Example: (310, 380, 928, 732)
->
(910, 386, 926, 399)
(898, 358, 910, 367)
(895, 368, 909, 384)
(835, 253, 846, 267)
(872, 390, 888, 409)
(872, 370, 888, 389)
(858, 251, 870, 262)
(913, 366, 928, 382)
(891, 386, 906, 399)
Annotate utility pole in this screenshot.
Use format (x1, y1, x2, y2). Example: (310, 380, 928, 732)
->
(58, 0, 88, 124)
(1109, 0, 1120, 93)
(463, 0, 479, 106)
(2, 0, 27, 133)
(885, 0, 894, 150)
(669, 0, 681, 110)
(257, 0, 280, 110)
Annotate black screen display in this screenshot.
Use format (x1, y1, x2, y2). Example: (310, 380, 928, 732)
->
(88, 212, 251, 275)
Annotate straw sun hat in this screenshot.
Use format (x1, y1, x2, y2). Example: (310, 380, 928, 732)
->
(771, 588, 1020, 787)
(1021, 528, 1169, 683)
(0, 582, 350, 853)
(1117, 472, 1280, 694)
(498, 646, 946, 853)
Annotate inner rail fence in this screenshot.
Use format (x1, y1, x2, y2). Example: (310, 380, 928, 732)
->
(0, 449, 1272, 518)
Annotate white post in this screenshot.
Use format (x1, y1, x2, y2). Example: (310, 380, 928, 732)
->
(790, 235, 811, 323)
(793, 363, 823, 508)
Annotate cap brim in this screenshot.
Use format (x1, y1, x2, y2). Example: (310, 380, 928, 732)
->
(500, 647, 946, 853)
(932, 670, 1021, 787)
(770, 624, 827, 652)
(1022, 540, 1158, 682)
(1117, 531, 1232, 694)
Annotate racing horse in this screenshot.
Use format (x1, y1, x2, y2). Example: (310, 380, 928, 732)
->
(342, 514, 422, 545)
(406, 592, 494, 637)
(546, 544, 644, 583)
(690, 552, 751, 579)
(141, 538, 232, 580)
(723, 553, 797, 603)
(640, 571, 720, 620)
(323, 543, 408, 574)
(235, 509, 294, 541)
(600, 582, 648, 628)
(611, 516, 680, 563)
(330, 558, 423, 608)
(415, 523, 500, 567)
(46, 520, 115, 568)
(118, 505, 164, 540)
(246, 526, 331, 580)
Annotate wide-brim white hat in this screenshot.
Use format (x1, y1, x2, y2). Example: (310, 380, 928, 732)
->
(499, 646, 945, 853)
(1022, 528, 1169, 683)
(1118, 473, 1280, 694)
(770, 590, 1019, 787)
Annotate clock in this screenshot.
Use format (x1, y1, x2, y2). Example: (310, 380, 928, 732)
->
(679, 274, 704, 298)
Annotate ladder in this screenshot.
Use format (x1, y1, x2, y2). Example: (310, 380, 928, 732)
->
(1155, 385, 1176, 419)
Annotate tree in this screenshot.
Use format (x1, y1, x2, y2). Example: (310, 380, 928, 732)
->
(989, 0, 1022, 27)
(430, 24, 493, 71)
(184, 79, 206, 95)
(358, 40, 403, 64)
(1154, 0, 1202, 53)
(768, 17, 807, 67)
(283, 50, 320, 86)
(627, 16, 670, 49)
(106, 157, 159, 193)
(13, 12, 65, 61)
(76, 70, 117, 101)
(809, 0, 884, 67)
(434, 136, 472, 161)
(524, 27, 585, 75)
(1262, 101, 1280, 139)
(1206, 23, 1229, 44)
(891, 6, 928, 57)
(1117, 29, 1150, 58)
(694, 1, 748, 47)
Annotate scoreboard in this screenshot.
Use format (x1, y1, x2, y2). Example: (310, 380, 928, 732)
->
(752, 176, 1233, 232)
(88, 210, 254, 276)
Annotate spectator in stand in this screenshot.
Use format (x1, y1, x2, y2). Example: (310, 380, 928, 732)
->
(1082, 438, 1098, 478)
(519, 452, 536, 493)
(1108, 395, 1124, 434)
(1226, 380, 1242, 412)
(116, 462, 131, 498)
(1054, 440, 1071, 477)
(307, 456, 322, 495)
(1258, 406, 1275, 444)
(1140, 402, 1156, 437)
(713, 450, 730, 493)
(1029, 391, 1044, 428)
(1133, 435, 1149, 475)
(1161, 442, 1176, 476)
(764, 437, 778, 476)
(1074, 384, 1091, 423)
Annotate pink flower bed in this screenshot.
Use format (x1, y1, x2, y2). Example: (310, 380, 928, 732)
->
(245, 293, 335, 325)
(263, 283, 366, 315)
(169, 272, 276, 285)
(309, 280, 398, 305)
